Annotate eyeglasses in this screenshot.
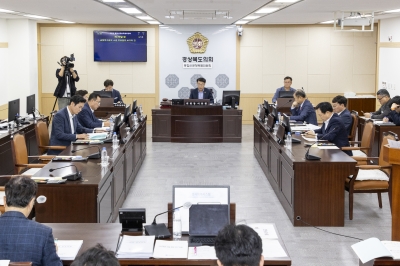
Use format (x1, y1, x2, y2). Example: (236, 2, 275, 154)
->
(95, 101, 101, 105)
(377, 96, 386, 101)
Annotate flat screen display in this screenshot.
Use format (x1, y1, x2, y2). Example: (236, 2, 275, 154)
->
(93, 31, 147, 62)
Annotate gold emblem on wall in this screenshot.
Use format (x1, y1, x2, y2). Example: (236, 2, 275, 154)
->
(187, 32, 209, 54)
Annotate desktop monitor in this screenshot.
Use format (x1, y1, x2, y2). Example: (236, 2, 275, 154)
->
(123, 104, 131, 124)
(222, 90, 240, 107)
(282, 114, 292, 137)
(132, 99, 137, 113)
(266, 114, 275, 132)
(259, 107, 266, 122)
(263, 100, 270, 117)
(279, 90, 295, 98)
(112, 113, 122, 136)
(276, 124, 286, 144)
(93, 90, 112, 98)
(26, 94, 36, 118)
(270, 104, 278, 124)
(8, 99, 20, 123)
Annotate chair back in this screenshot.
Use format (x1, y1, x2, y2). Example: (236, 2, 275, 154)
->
(11, 132, 28, 174)
(349, 111, 359, 141)
(380, 132, 397, 172)
(360, 120, 375, 156)
(35, 120, 50, 155)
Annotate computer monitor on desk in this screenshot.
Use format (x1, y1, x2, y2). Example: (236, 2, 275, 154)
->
(26, 94, 36, 119)
(279, 90, 295, 98)
(123, 104, 131, 124)
(222, 90, 240, 109)
(94, 90, 112, 98)
(8, 98, 20, 123)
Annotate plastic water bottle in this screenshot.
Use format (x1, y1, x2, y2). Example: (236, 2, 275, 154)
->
(101, 147, 108, 167)
(173, 209, 182, 240)
(257, 105, 261, 118)
(273, 121, 279, 135)
(286, 132, 292, 149)
(133, 113, 138, 127)
(112, 132, 118, 148)
(109, 117, 114, 131)
(278, 112, 283, 124)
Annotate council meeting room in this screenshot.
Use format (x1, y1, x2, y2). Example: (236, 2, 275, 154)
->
(2, 0, 400, 265)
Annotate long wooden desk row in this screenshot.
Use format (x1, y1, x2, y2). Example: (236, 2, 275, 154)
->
(253, 116, 357, 226)
(32, 117, 147, 223)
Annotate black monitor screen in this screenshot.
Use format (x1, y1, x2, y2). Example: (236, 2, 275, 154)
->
(282, 114, 291, 137)
(112, 113, 122, 135)
(94, 91, 112, 98)
(124, 104, 131, 123)
(222, 90, 240, 106)
(132, 99, 137, 113)
(279, 90, 295, 98)
(26, 94, 35, 115)
(270, 105, 278, 124)
(263, 100, 270, 117)
(8, 99, 20, 122)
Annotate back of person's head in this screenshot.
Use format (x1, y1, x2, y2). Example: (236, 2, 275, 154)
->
(70, 95, 86, 105)
(284, 76, 292, 81)
(104, 79, 114, 87)
(71, 244, 119, 266)
(294, 89, 306, 98)
(88, 93, 100, 102)
(377, 89, 390, 98)
(389, 95, 400, 105)
(76, 90, 88, 97)
(315, 102, 333, 113)
(332, 95, 347, 107)
(197, 77, 206, 83)
(215, 224, 263, 266)
(5, 176, 37, 208)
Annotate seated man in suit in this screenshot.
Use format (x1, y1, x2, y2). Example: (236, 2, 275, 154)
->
(77, 93, 110, 129)
(0, 176, 62, 266)
(363, 89, 391, 119)
(290, 90, 318, 125)
(332, 95, 352, 136)
(48, 95, 93, 155)
(383, 96, 400, 125)
(214, 224, 263, 266)
(272, 76, 296, 103)
(305, 102, 352, 156)
(75, 89, 89, 101)
(103, 79, 123, 104)
(189, 77, 214, 103)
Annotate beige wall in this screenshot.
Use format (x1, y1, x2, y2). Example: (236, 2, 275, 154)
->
(38, 24, 158, 122)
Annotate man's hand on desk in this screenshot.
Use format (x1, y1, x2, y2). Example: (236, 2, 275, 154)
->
(76, 133, 89, 139)
(383, 117, 389, 122)
(103, 121, 110, 127)
(304, 130, 316, 138)
(94, 129, 105, 133)
(363, 112, 371, 118)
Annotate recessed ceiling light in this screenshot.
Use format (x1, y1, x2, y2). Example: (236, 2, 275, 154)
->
(243, 15, 260, 20)
(235, 20, 249, 24)
(0, 8, 15, 13)
(384, 9, 400, 13)
(255, 7, 280, 13)
(147, 21, 160, 24)
(119, 8, 141, 14)
(23, 14, 50, 19)
(136, 16, 152, 20)
(55, 20, 75, 23)
(320, 20, 334, 24)
(275, 0, 299, 2)
(102, 0, 125, 2)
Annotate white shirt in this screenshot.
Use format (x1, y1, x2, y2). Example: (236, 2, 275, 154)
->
(90, 106, 104, 127)
(323, 113, 334, 131)
(62, 75, 71, 98)
(66, 106, 75, 135)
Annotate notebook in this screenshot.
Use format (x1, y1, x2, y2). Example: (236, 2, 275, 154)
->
(189, 204, 229, 246)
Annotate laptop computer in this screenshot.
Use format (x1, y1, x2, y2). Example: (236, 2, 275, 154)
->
(101, 98, 114, 107)
(188, 204, 229, 246)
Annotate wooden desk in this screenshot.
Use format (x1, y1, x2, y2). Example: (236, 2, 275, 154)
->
(254, 116, 357, 226)
(374, 258, 400, 265)
(152, 106, 242, 143)
(33, 117, 147, 223)
(347, 96, 376, 114)
(46, 223, 291, 266)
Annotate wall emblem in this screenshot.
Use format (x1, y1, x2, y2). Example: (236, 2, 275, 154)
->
(187, 32, 209, 54)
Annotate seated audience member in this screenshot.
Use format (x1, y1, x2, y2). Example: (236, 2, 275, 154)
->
(290, 90, 318, 125)
(71, 244, 119, 266)
(215, 224, 263, 266)
(305, 102, 352, 156)
(77, 93, 110, 129)
(48, 95, 93, 155)
(364, 89, 391, 119)
(103, 79, 123, 104)
(75, 90, 89, 101)
(189, 77, 214, 103)
(272, 76, 296, 103)
(383, 96, 400, 125)
(0, 176, 62, 266)
(332, 95, 352, 136)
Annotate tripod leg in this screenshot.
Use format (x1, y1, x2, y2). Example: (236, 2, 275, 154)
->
(49, 98, 58, 123)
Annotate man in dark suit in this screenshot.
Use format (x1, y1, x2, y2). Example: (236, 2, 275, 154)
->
(48, 95, 93, 155)
(77, 93, 111, 129)
(0, 176, 62, 266)
(332, 95, 352, 136)
(383, 96, 400, 125)
(103, 79, 123, 104)
(290, 90, 318, 125)
(189, 77, 214, 103)
(363, 89, 391, 119)
(306, 102, 352, 156)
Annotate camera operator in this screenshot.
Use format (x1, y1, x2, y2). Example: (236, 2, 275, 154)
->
(54, 55, 79, 110)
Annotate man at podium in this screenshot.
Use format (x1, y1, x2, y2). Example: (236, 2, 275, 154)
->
(272, 76, 296, 103)
(189, 77, 214, 103)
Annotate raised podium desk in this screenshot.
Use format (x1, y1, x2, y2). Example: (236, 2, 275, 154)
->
(152, 105, 242, 143)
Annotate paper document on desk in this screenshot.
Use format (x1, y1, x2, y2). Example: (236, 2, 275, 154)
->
(374, 121, 395, 126)
(31, 176, 62, 181)
(116, 235, 155, 258)
(315, 143, 339, 149)
(262, 239, 287, 258)
(87, 133, 108, 140)
(247, 223, 278, 239)
(57, 240, 83, 260)
(388, 139, 400, 149)
(188, 246, 217, 260)
(94, 127, 110, 131)
(0, 260, 10, 266)
(153, 240, 188, 259)
(352, 237, 397, 263)
(291, 124, 320, 131)
(21, 168, 42, 176)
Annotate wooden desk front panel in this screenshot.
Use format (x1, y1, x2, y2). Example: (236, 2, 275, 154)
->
(347, 97, 376, 114)
(113, 153, 126, 222)
(152, 108, 171, 142)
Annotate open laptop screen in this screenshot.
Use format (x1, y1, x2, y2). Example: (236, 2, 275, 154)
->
(189, 204, 229, 236)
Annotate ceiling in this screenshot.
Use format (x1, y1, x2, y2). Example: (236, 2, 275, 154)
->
(0, 0, 399, 25)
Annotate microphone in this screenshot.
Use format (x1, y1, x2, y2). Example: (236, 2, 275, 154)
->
(304, 127, 337, 161)
(49, 165, 82, 181)
(152, 202, 192, 225)
(279, 98, 293, 107)
(71, 146, 101, 159)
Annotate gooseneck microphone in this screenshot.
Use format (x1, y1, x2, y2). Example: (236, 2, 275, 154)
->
(151, 202, 192, 225)
(304, 127, 337, 161)
(71, 146, 101, 159)
(49, 165, 82, 181)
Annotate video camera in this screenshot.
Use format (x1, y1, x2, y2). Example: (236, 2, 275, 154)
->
(58, 53, 75, 69)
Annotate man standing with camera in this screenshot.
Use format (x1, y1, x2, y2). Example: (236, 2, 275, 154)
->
(54, 55, 79, 110)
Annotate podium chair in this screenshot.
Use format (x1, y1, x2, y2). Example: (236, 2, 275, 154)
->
(35, 119, 66, 155)
(342, 119, 375, 160)
(348, 111, 359, 142)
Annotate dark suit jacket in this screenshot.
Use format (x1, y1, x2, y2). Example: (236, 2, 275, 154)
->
(338, 108, 352, 136)
(48, 107, 93, 155)
(0, 211, 62, 266)
(387, 110, 400, 125)
(54, 68, 79, 98)
(314, 113, 352, 156)
(77, 103, 102, 129)
(189, 88, 214, 103)
(102, 89, 123, 103)
(290, 99, 318, 125)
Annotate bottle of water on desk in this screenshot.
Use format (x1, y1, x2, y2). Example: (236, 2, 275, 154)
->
(112, 132, 119, 148)
(133, 113, 138, 127)
(109, 117, 114, 131)
(173, 209, 182, 240)
(286, 132, 292, 149)
(101, 147, 108, 167)
(273, 121, 279, 135)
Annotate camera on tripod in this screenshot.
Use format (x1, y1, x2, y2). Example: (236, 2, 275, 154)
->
(59, 53, 75, 69)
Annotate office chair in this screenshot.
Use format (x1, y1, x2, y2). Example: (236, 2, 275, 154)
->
(342, 119, 375, 159)
(35, 119, 66, 155)
(348, 111, 359, 142)
(345, 132, 396, 220)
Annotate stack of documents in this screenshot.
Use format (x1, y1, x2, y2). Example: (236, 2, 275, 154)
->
(116, 235, 155, 258)
(188, 246, 217, 260)
(0, 260, 10, 266)
(352, 237, 400, 264)
(247, 223, 288, 258)
(153, 240, 188, 259)
(57, 240, 83, 260)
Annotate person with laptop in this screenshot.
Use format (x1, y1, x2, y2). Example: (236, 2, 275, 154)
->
(272, 76, 296, 103)
(290, 90, 318, 125)
(214, 224, 264, 266)
(332, 95, 352, 136)
(77, 92, 110, 129)
(363, 89, 391, 119)
(103, 79, 123, 104)
(189, 77, 214, 103)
